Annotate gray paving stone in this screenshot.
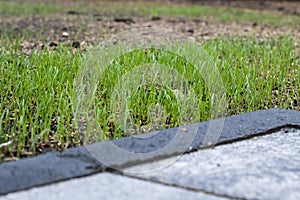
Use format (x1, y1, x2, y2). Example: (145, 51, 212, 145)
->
(125, 128, 300, 200)
(1, 109, 299, 195)
(86, 108, 300, 169)
(0, 173, 226, 200)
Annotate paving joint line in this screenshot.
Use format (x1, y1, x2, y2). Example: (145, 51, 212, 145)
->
(185, 124, 300, 154)
(112, 124, 300, 169)
(116, 172, 246, 200)
(109, 126, 300, 200)
(1, 108, 300, 196)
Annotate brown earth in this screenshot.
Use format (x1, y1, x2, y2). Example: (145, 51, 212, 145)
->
(0, 0, 299, 55)
(1, 14, 299, 56)
(147, 0, 300, 16)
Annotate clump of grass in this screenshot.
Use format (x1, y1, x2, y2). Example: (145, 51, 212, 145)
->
(202, 36, 299, 114)
(0, 0, 61, 17)
(77, 47, 211, 142)
(0, 36, 299, 161)
(0, 43, 81, 159)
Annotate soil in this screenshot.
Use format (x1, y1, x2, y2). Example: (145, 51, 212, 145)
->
(0, 0, 299, 55)
(152, 0, 300, 16)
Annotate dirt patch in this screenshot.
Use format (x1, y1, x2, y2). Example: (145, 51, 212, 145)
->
(144, 0, 300, 16)
(1, 13, 299, 56)
(1, 0, 299, 55)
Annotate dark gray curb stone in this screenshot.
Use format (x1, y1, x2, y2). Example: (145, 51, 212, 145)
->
(0, 147, 105, 195)
(0, 108, 300, 195)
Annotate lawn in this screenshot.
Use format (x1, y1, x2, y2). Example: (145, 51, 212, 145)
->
(0, 0, 299, 161)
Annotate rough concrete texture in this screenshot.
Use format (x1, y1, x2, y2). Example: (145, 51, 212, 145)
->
(126, 128, 300, 200)
(0, 147, 105, 195)
(0, 173, 226, 200)
(87, 108, 300, 169)
(1, 109, 299, 195)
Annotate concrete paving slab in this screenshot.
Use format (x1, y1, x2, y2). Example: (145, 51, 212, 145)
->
(85, 108, 300, 169)
(125, 128, 300, 200)
(0, 173, 226, 200)
(0, 109, 299, 195)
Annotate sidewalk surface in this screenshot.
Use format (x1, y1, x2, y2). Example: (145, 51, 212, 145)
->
(0, 109, 299, 200)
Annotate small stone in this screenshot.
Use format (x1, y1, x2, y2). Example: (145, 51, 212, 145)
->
(277, 6, 284, 11)
(49, 42, 58, 47)
(72, 41, 80, 49)
(151, 16, 161, 21)
(114, 17, 135, 24)
(67, 10, 80, 15)
(62, 26, 68, 31)
(187, 28, 194, 34)
(62, 31, 69, 37)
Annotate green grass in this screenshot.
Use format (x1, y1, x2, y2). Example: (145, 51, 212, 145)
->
(0, 0, 61, 17)
(0, 43, 80, 158)
(0, 36, 299, 160)
(74, 45, 214, 141)
(202, 37, 299, 114)
(1, 0, 299, 27)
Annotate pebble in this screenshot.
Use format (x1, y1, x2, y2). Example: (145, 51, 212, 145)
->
(62, 32, 69, 37)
